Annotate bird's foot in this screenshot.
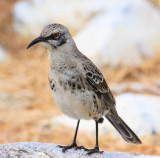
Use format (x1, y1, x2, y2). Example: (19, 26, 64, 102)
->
(86, 146, 103, 155)
(57, 143, 88, 153)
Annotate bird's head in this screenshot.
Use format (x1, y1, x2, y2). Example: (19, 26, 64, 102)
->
(27, 23, 75, 52)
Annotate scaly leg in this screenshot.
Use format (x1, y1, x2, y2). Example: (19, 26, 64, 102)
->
(58, 120, 88, 152)
(86, 121, 103, 155)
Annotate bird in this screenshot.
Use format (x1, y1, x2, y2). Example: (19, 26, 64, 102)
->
(27, 23, 142, 155)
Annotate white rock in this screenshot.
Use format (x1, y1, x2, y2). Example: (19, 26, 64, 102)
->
(0, 142, 158, 158)
(13, 0, 160, 67)
(49, 93, 160, 137)
(0, 46, 6, 63)
(74, 0, 160, 67)
(116, 93, 160, 136)
(110, 82, 160, 95)
(13, 0, 107, 35)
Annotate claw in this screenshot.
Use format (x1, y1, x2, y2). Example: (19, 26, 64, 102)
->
(77, 146, 89, 151)
(57, 144, 89, 153)
(86, 147, 103, 155)
(57, 145, 65, 148)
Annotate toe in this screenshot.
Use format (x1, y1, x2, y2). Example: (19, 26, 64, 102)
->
(86, 149, 103, 155)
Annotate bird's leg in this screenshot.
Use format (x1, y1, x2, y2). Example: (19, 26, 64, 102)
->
(86, 121, 103, 155)
(58, 120, 88, 152)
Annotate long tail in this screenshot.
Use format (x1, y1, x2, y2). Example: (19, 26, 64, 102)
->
(105, 114, 142, 144)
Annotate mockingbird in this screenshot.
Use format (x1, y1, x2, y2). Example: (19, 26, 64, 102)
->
(27, 23, 142, 155)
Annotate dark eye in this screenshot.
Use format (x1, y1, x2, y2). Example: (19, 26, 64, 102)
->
(53, 33, 60, 39)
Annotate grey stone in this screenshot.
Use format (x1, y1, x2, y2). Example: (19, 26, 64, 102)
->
(0, 142, 159, 158)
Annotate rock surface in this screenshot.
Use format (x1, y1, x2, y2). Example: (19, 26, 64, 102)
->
(13, 0, 160, 67)
(13, 0, 106, 35)
(74, 0, 160, 67)
(0, 142, 159, 158)
(44, 93, 160, 137)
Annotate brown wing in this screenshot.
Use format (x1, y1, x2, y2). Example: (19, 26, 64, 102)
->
(82, 61, 119, 119)
(86, 71, 115, 103)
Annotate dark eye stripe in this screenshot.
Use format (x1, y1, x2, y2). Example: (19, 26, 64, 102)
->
(43, 32, 67, 47)
(45, 33, 61, 40)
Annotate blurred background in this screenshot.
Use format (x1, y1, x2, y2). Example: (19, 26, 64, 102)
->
(0, 0, 160, 156)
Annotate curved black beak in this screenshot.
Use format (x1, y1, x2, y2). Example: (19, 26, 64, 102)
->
(27, 36, 44, 49)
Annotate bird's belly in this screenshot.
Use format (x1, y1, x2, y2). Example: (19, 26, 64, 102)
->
(51, 86, 100, 120)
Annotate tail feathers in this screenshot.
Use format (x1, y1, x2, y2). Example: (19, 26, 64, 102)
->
(105, 115, 142, 144)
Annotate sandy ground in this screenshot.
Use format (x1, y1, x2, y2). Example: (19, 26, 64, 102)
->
(0, 0, 160, 156)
